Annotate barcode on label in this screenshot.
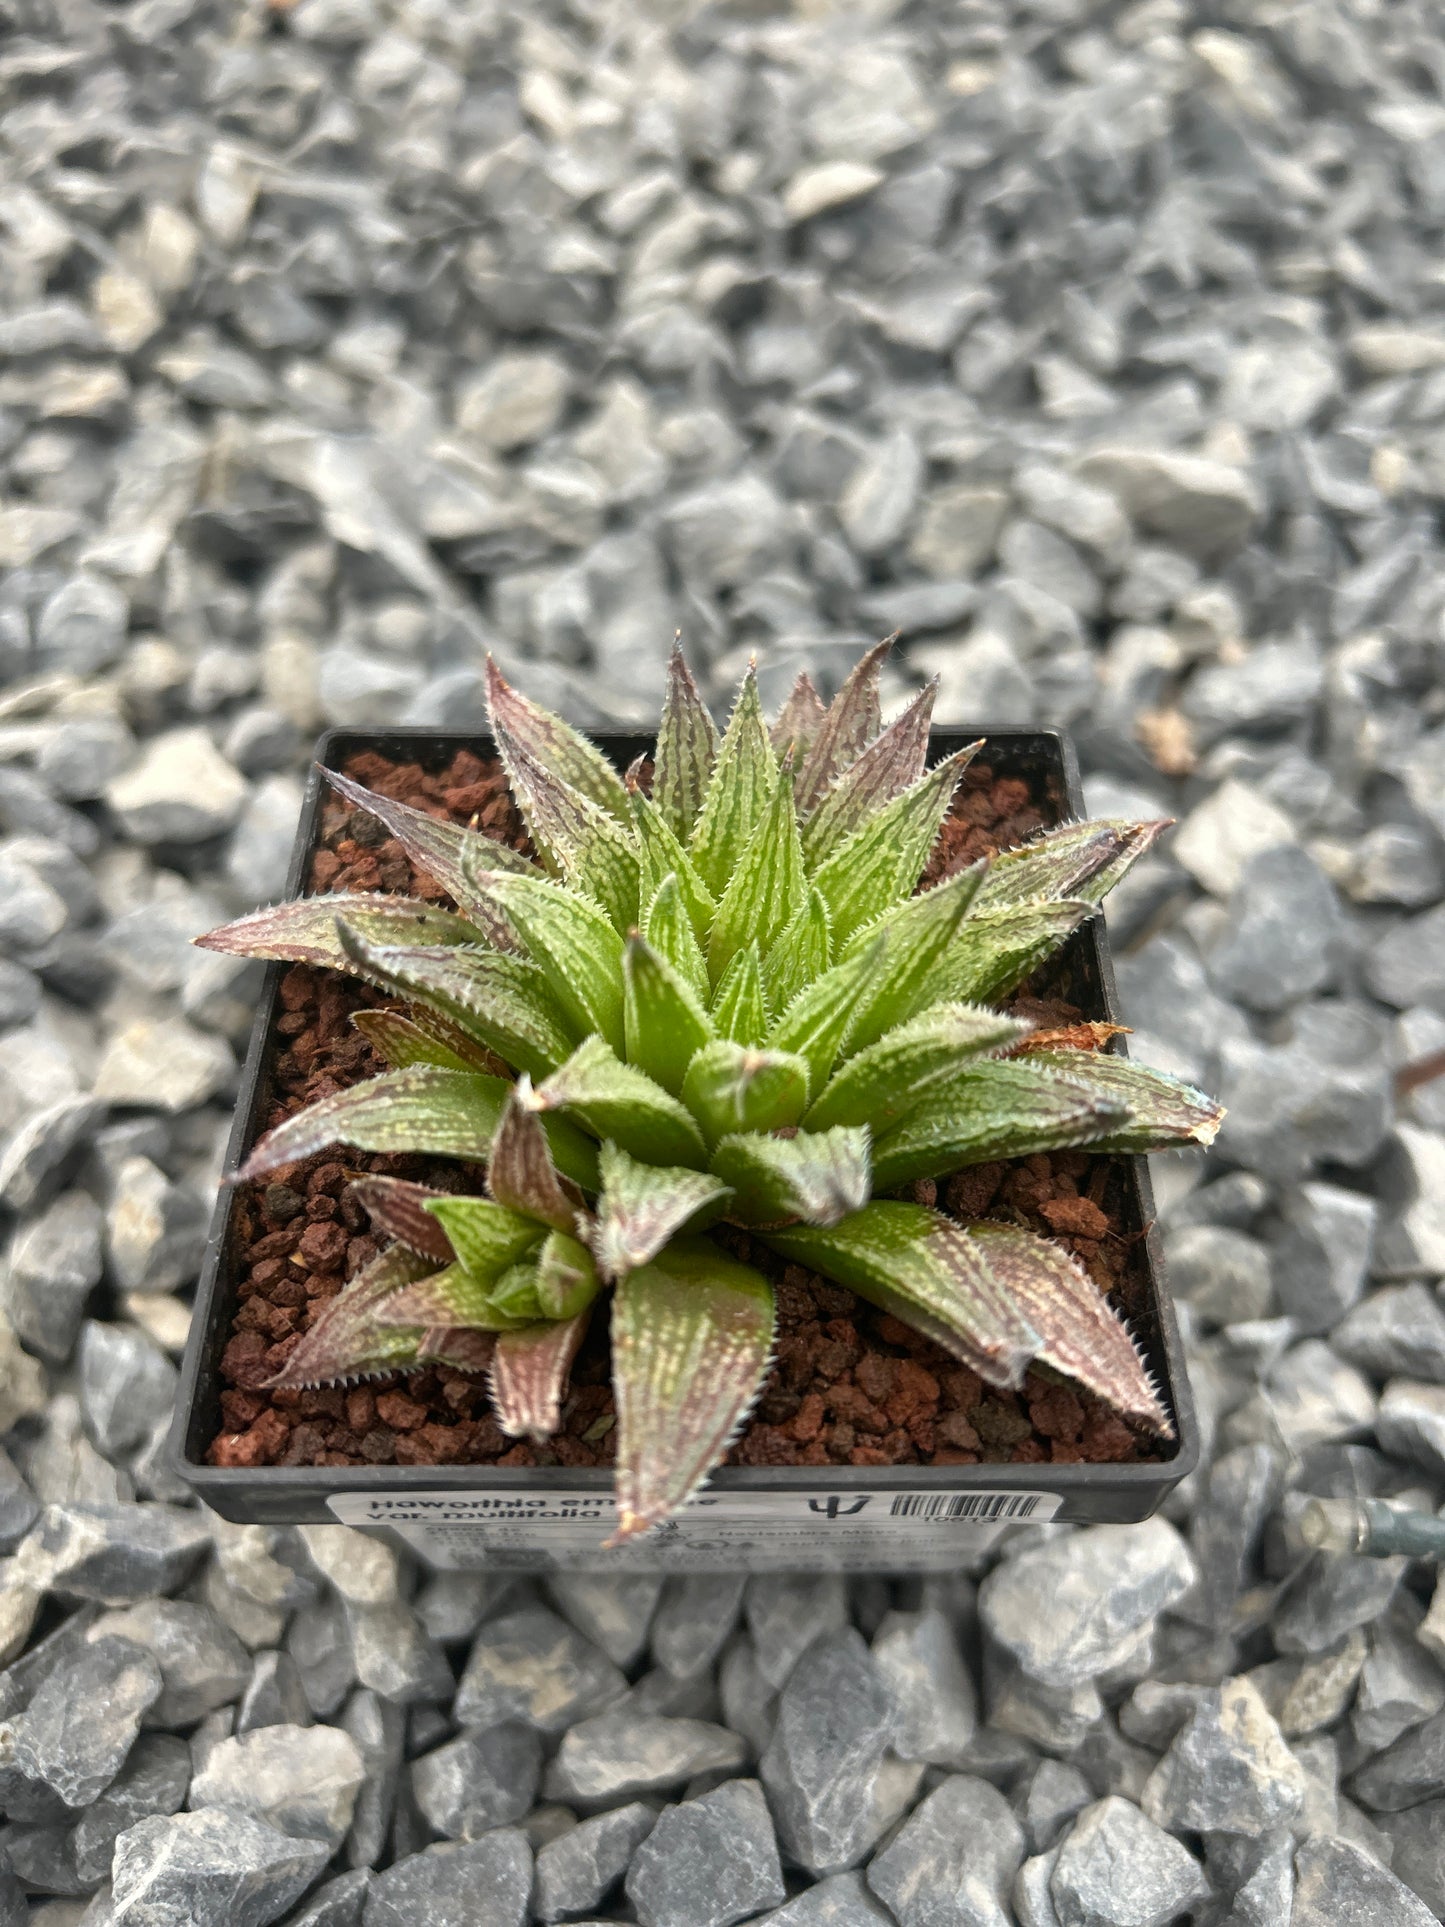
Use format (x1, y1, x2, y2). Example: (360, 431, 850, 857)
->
(889, 1492, 1045, 1521)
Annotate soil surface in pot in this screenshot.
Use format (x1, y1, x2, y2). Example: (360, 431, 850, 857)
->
(208, 748, 1166, 1473)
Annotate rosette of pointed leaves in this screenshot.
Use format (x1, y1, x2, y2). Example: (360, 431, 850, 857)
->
(199, 642, 1222, 1541)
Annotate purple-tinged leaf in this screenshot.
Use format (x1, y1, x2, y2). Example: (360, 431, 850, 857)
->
(335, 925, 577, 1081)
(416, 1326, 495, 1373)
(349, 1175, 456, 1263)
(375, 1262, 535, 1332)
(238, 1067, 511, 1181)
(708, 771, 806, 984)
(689, 665, 778, 897)
(489, 730, 641, 928)
(195, 894, 480, 971)
(713, 1126, 871, 1229)
(870, 1060, 1129, 1188)
(606, 1239, 775, 1544)
(264, 1245, 434, 1389)
(485, 655, 632, 824)
(710, 945, 768, 1047)
(463, 869, 626, 1059)
(770, 670, 827, 759)
(766, 1203, 1038, 1387)
(588, 1142, 732, 1281)
(488, 1087, 587, 1234)
(352, 1007, 506, 1076)
(792, 638, 891, 818)
(811, 748, 978, 944)
(837, 862, 989, 1052)
(806, 1003, 1031, 1135)
(976, 818, 1171, 911)
(681, 1041, 811, 1149)
(653, 640, 719, 842)
(489, 1310, 593, 1441)
(322, 767, 530, 940)
(1023, 1050, 1225, 1153)
(965, 1224, 1172, 1433)
(624, 931, 714, 1098)
(534, 1035, 708, 1170)
(917, 899, 1094, 1007)
(800, 683, 941, 867)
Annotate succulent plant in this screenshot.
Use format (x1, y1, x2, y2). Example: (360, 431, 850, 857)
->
(199, 642, 1222, 1541)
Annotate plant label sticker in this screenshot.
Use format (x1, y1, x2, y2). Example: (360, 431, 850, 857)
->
(327, 1486, 1062, 1570)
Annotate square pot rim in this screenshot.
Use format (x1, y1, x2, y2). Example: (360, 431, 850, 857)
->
(171, 721, 1200, 1518)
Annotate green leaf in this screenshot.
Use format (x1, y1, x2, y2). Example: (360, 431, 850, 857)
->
(708, 773, 806, 983)
(767, 933, 885, 1098)
(688, 665, 778, 896)
(800, 683, 943, 867)
(607, 1239, 775, 1543)
(348, 1176, 456, 1263)
(682, 1041, 811, 1148)
(839, 862, 988, 1052)
(975, 819, 1171, 910)
(793, 638, 890, 818)
(1021, 1051, 1225, 1153)
(375, 1262, 535, 1332)
(486, 655, 632, 826)
(487, 1088, 588, 1234)
(264, 1245, 435, 1389)
(767, 1202, 1039, 1386)
(535, 1035, 709, 1169)
(195, 894, 482, 971)
(710, 945, 768, 1047)
(965, 1224, 1171, 1432)
(352, 1009, 496, 1075)
(588, 1142, 732, 1281)
(239, 1067, 511, 1180)
(322, 767, 532, 938)
(335, 926, 577, 1080)
(489, 1309, 594, 1441)
(805, 1003, 1033, 1134)
(490, 1259, 546, 1321)
(810, 749, 972, 945)
(869, 1061, 1129, 1189)
(424, 1195, 546, 1284)
(534, 1231, 603, 1319)
(624, 932, 715, 1098)
(761, 886, 832, 1016)
(712, 1126, 870, 1228)
(770, 669, 827, 760)
(633, 796, 716, 952)
(653, 640, 719, 842)
(463, 869, 626, 1058)
(641, 871, 710, 1002)
(916, 899, 1093, 1007)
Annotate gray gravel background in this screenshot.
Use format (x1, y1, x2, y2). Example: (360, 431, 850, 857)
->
(3, 0, 1445, 1921)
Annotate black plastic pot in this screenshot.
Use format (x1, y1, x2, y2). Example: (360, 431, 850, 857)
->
(172, 725, 1199, 1571)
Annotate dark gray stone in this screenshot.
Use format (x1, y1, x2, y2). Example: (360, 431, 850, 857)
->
(533, 1800, 656, 1921)
(545, 1573, 663, 1668)
(0, 1635, 160, 1815)
(745, 1575, 850, 1691)
(1274, 1553, 1405, 1657)
(71, 1732, 191, 1884)
(361, 1833, 532, 1927)
(1049, 1798, 1207, 1927)
(238, 1649, 314, 1733)
(1162, 1222, 1273, 1327)
(110, 1808, 330, 1927)
(1377, 1380, 1445, 1478)
(1, 1191, 102, 1361)
(1140, 1678, 1306, 1837)
(412, 1573, 511, 1646)
(1372, 1801, 1445, 1918)
(759, 1628, 896, 1877)
(1017, 1760, 1094, 1855)
(651, 1574, 747, 1678)
(1291, 1835, 1436, 1927)
(0, 1445, 39, 1552)
(285, 1594, 356, 1718)
(1208, 845, 1345, 1012)
(340, 1688, 404, 1872)
(1365, 903, 1445, 1012)
(27, 1502, 211, 1605)
(1270, 1182, 1377, 1334)
(1352, 1705, 1445, 1812)
(756, 1872, 896, 1925)
(1335, 1284, 1445, 1383)
(867, 1774, 1025, 1927)
(544, 1710, 747, 1808)
(280, 1870, 372, 1927)
(88, 1600, 250, 1726)
(454, 1604, 626, 1736)
(1352, 1619, 1445, 1754)
(626, 1778, 784, 1927)
(871, 1607, 977, 1766)
(410, 1723, 541, 1839)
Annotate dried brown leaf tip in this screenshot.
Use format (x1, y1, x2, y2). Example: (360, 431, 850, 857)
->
(199, 641, 1222, 1534)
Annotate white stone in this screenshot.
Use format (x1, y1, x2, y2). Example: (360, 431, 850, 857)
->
(1173, 778, 1297, 897)
(105, 728, 247, 844)
(783, 161, 885, 222)
(93, 1018, 233, 1113)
